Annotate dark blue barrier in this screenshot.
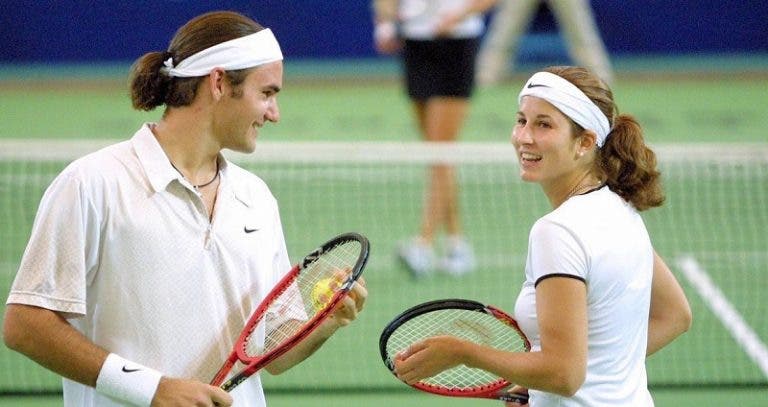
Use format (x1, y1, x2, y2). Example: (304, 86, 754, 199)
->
(1, 1, 766, 62)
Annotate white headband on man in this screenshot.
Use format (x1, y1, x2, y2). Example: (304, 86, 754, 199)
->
(162, 28, 283, 78)
(518, 71, 611, 147)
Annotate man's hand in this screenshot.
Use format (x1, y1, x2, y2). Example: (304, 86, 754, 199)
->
(329, 277, 368, 327)
(151, 377, 233, 407)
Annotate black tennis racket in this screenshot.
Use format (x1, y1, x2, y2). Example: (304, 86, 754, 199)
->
(380, 299, 530, 403)
(210, 232, 369, 391)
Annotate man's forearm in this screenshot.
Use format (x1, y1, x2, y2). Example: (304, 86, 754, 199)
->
(3, 304, 108, 386)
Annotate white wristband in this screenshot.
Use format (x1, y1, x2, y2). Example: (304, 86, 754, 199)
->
(96, 353, 163, 406)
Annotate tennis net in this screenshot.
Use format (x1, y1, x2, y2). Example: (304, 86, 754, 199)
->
(1, 140, 766, 394)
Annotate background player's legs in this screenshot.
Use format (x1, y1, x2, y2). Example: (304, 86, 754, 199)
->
(476, 0, 540, 85)
(399, 97, 475, 276)
(549, 0, 614, 84)
(420, 97, 465, 241)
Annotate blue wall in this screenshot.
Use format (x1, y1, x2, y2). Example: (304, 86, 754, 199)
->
(1, 1, 766, 62)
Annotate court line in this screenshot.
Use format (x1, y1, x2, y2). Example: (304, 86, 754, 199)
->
(675, 254, 768, 379)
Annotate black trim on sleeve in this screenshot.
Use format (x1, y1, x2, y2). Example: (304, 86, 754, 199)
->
(535, 273, 586, 288)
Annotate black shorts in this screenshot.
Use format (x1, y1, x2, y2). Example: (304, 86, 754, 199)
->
(402, 37, 479, 100)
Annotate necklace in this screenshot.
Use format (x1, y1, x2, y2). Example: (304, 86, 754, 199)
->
(564, 173, 602, 201)
(170, 161, 219, 189)
(566, 182, 602, 199)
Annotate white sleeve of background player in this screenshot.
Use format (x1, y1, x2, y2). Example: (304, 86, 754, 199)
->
(528, 218, 588, 285)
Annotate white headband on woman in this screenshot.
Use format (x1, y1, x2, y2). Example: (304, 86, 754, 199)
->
(518, 71, 611, 147)
(162, 28, 283, 78)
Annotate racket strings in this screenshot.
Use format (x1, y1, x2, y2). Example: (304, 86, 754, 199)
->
(387, 309, 527, 389)
(245, 239, 362, 357)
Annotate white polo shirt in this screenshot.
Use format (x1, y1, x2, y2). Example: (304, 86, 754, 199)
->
(514, 187, 655, 406)
(7, 124, 291, 406)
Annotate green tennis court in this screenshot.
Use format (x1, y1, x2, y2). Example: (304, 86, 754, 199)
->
(1, 58, 767, 406)
(3, 388, 768, 407)
(1, 60, 767, 143)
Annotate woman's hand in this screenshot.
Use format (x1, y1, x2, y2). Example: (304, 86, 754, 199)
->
(393, 335, 466, 384)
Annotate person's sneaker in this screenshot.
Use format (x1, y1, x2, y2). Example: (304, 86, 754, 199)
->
(440, 236, 476, 276)
(397, 237, 435, 278)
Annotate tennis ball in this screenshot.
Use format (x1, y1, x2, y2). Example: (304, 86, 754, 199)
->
(311, 277, 340, 311)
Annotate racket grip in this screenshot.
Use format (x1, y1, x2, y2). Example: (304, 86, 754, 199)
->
(501, 393, 529, 404)
(220, 372, 248, 392)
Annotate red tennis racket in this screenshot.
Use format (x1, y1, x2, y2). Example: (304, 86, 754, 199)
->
(379, 299, 530, 404)
(210, 232, 369, 391)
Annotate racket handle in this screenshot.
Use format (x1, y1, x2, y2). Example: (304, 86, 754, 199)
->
(500, 393, 529, 404)
(220, 372, 248, 392)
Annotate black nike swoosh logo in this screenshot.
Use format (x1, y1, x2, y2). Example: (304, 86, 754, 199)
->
(244, 226, 258, 233)
(527, 83, 548, 88)
(122, 366, 141, 373)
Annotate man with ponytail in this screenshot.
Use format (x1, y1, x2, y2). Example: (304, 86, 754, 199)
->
(391, 66, 691, 406)
(3, 11, 366, 407)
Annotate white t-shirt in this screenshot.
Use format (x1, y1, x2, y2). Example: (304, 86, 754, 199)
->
(398, 0, 486, 39)
(7, 124, 292, 406)
(514, 186, 655, 407)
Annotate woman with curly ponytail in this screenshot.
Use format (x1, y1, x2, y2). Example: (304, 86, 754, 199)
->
(390, 66, 692, 406)
(507, 66, 691, 404)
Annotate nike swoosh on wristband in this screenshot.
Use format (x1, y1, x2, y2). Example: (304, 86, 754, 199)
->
(122, 366, 141, 373)
(244, 226, 258, 233)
